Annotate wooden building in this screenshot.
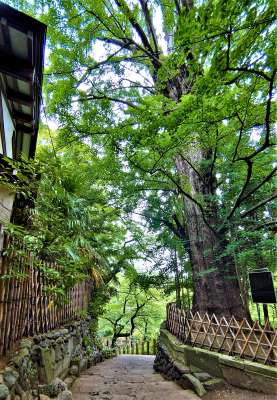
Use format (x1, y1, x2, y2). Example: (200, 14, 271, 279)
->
(0, 2, 46, 238)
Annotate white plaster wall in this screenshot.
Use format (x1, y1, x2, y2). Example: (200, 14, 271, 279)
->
(0, 185, 15, 250)
(1, 92, 15, 158)
(0, 185, 15, 224)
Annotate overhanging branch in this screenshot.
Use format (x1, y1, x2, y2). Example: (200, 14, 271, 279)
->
(240, 194, 277, 218)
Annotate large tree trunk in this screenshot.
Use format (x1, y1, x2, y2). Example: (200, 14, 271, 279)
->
(175, 151, 247, 318)
(159, 32, 248, 316)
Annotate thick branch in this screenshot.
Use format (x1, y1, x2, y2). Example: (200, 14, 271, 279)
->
(225, 31, 271, 82)
(240, 167, 277, 203)
(114, 0, 161, 69)
(114, 141, 217, 235)
(226, 33, 275, 162)
(253, 221, 277, 232)
(97, 36, 134, 50)
(227, 159, 253, 220)
(161, 217, 183, 240)
(130, 301, 146, 335)
(174, 0, 181, 15)
(74, 94, 139, 109)
(154, 168, 218, 235)
(138, 0, 159, 56)
(240, 194, 277, 218)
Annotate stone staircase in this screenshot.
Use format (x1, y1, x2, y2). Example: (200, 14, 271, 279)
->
(154, 345, 224, 397)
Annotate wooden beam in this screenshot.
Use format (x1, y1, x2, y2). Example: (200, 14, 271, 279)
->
(16, 123, 34, 134)
(0, 94, 7, 155)
(0, 51, 34, 82)
(13, 110, 33, 124)
(6, 89, 34, 107)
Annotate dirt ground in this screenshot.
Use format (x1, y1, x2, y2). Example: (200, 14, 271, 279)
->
(205, 385, 276, 400)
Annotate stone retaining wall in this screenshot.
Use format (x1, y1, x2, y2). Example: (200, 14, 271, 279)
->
(0, 318, 104, 400)
(154, 324, 277, 396)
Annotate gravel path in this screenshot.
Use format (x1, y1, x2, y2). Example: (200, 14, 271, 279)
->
(72, 355, 200, 400)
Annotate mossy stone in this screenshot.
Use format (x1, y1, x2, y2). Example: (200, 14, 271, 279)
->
(0, 384, 9, 400)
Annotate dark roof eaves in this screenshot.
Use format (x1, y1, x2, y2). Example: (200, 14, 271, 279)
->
(0, 2, 47, 35)
(0, 1, 47, 159)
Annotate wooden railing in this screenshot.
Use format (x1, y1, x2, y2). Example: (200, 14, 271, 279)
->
(166, 303, 277, 365)
(104, 338, 158, 356)
(0, 236, 92, 356)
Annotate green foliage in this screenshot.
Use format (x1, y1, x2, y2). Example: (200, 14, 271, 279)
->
(7, 0, 276, 318)
(1, 128, 138, 303)
(98, 272, 171, 342)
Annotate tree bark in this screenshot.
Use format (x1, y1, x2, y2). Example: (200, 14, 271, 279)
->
(173, 249, 182, 308)
(175, 151, 247, 318)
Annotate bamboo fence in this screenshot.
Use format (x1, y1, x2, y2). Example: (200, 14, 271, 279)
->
(0, 235, 92, 356)
(166, 303, 277, 365)
(104, 338, 158, 356)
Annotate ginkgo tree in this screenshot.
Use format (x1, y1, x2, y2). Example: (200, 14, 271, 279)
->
(10, 0, 276, 318)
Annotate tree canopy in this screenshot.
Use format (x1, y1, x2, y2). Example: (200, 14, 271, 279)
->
(5, 0, 276, 326)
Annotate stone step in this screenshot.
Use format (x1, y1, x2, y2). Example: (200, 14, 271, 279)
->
(192, 372, 212, 382)
(180, 373, 207, 397)
(203, 378, 225, 392)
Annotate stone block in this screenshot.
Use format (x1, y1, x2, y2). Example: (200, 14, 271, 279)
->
(221, 364, 277, 395)
(69, 366, 79, 377)
(3, 368, 19, 389)
(21, 391, 33, 400)
(0, 384, 9, 400)
(11, 349, 29, 368)
(193, 372, 211, 382)
(54, 345, 63, 363)
(39, 395, 51, 400)
(173, 361, 190, 375)
(185, 346, 223, 378)
(158, 328, 277, 396)
(39, 348, 55, 384)
(14, 383, 23, 396)
(0, 321, 103, 399)
(159, 329, 188, 366)
(181, 374, 206, 397)
(243, 360, 277, 379)
(79, 359, 88, 372)
(67, 338, 74, 357)
(19, 340, 32, 351)
(219, 355, 245, 370)
(57, 390, 72, 400)
(189, 366, 202, 373)
(39, 378, 67, 398)
(63, 377, 76, 389)
(203, 378, 225, 391)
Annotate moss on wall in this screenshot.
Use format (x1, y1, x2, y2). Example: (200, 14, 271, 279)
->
(155, 325, 277, 396)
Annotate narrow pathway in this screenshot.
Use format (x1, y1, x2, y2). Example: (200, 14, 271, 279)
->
(72, 355, 200, 400)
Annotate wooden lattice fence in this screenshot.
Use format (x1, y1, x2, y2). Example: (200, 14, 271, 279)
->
(0, 236, 92, 356)
(166, 303, 277, 365)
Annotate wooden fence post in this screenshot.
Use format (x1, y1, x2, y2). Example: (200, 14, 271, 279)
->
(0, 234, 94, 356)
(153, 339, 157, 354)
